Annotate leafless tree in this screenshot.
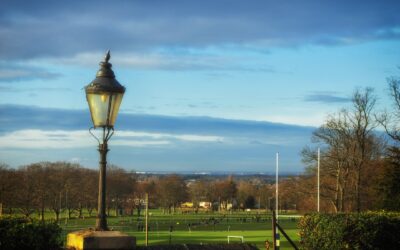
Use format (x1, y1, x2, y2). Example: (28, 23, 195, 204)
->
(189, 180, 212, 212)
(212, 176, 238, 211)
(304, 88, 380, 212)
(107, 165, 136, 216)
(0, 163, 17, 215)
(377, 76, 400, 142)
(156, 174, 188, 214)
(237, 181, 256, 210)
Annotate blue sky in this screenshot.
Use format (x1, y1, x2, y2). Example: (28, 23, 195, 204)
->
(0, 0, 399, 173)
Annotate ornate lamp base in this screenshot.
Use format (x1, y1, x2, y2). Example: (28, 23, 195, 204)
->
(67, 229, 136, 250)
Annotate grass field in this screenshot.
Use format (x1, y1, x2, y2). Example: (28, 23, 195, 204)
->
(57, 210, 300, 249)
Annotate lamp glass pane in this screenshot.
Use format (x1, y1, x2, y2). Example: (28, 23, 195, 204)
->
(109, 93, 123, 126)
(86, 92, 124, 127)
(86, 93, 111, 127)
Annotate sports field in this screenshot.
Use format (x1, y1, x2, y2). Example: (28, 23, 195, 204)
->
(60, 210, 300, 249)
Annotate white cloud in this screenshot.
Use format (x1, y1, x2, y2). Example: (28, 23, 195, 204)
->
(111, 140, 170, 146)
(0, 64, 60, 82)
(45, 51, 263, 72)
(0, 130, 90, 149)
(0, 69, 32, 79)
(47, 52, 188, 68)
(0, 129, 223, 149)
(115, 131, 223, 142)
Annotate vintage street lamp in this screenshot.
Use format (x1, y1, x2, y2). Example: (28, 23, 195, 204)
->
(85, 50, 125, 231)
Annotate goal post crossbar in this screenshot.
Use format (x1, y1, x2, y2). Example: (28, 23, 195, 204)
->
(227, 236, 244, 243)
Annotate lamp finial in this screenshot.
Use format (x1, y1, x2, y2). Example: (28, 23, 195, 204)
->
(104, 50, 111, 63)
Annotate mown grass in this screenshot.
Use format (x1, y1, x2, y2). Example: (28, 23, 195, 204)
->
(4, 209, 300, 249)
(56, 209, 300, 249)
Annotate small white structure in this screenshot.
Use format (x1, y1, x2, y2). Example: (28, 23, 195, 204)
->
(227, 236, 244, 243)
(199, 201, 212, 209)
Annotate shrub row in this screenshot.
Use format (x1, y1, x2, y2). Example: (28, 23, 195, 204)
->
(298, 212, 400, 250)
(0, 217, 63, 250)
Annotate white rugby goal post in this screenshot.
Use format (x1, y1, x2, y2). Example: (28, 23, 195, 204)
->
(227, 236, 244, 243)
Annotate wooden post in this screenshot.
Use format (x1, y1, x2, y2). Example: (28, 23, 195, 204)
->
(276, 222, 299, 250)
(276, 153, 279, 220)
(169, 225, 173, 245)
(317, 147, 320, 212)
(272, 210, 277, 250)
(145, 193, 149, 246)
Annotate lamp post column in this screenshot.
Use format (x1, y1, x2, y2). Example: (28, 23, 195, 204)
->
(67, 51, 135, 250)
(96, 140, 109, 231)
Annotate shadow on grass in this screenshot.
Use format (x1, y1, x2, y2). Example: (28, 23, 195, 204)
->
(136, 243, 258, 250)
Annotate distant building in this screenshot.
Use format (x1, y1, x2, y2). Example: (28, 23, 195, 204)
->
(181, 202, 194, 208)
(199, 201, 212, 209)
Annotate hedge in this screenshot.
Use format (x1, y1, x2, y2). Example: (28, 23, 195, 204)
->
(298, 212, 400, 250)
(0, 217, 63, 250)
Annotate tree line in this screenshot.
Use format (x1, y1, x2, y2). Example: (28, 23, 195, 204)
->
(0, 162, 277, 221)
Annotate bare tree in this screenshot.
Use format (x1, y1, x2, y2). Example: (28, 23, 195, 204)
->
(303, 111, 354, 212)
(350, 88, 377, 212)
(0, 163, 17, 215)
(156, 175, 188, 214)
(46, 163, 66, 222)
(14, 166, 37, 219)
(304, 88, 379, 212)
(189, 180, 212, 212)
(377, 76, 400, 142)
(212, 176, 237, 211)
(237, 181, 256, 210)
(376, 74, 400, 210)
(132, 179, 156, 216)
(31, 163, 52, 221)
(107, 165, 136, 216)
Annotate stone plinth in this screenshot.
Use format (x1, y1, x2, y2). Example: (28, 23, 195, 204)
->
(67, 230, 136, 250)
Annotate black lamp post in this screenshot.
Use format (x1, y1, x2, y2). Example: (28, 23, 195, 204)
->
(85, 50, 125, 231)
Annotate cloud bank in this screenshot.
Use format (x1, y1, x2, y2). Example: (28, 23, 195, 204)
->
(0, 104, 313, 140)
(0, 0, 399, 60)
(0, 104, 314, 172)
(304, 92, 351, 104)
(0, 130, 223, 149)
(0, 62, 61, 82)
